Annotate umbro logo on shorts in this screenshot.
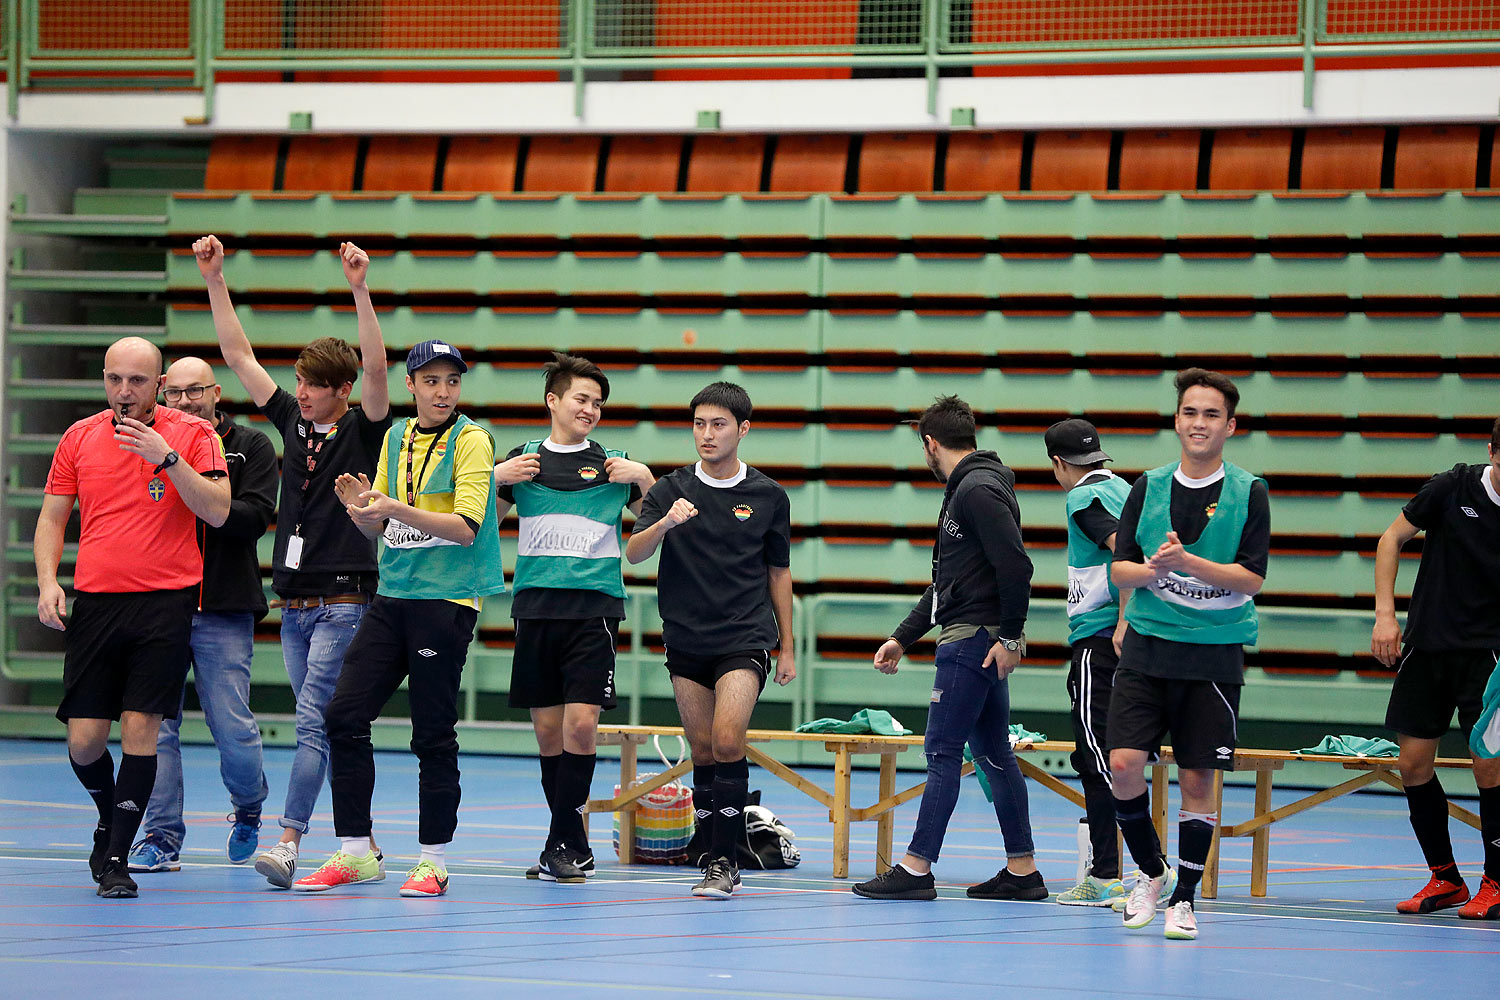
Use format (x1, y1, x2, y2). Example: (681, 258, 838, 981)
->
(1492, 836, 1500, 848)
(1461, 506, 1479, 517)
(417, 648, 436, 657)
(117, 800, 141, 812)
(1215, 746, 1232, 757)
(719, 807, 740, 817)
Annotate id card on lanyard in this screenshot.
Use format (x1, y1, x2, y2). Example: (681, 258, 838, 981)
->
(285, 421, 340, 570)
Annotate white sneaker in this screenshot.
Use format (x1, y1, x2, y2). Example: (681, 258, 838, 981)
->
(254, 842, 299, 889)
(1164, 899, 1198, 940)
(1121, 866, 1176, 928)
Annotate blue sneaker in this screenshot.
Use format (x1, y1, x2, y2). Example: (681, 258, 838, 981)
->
(226, 810, 261, 865)
(127, 836, 181, 873)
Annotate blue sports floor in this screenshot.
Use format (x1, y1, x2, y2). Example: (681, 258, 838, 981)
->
(0, 738, 1495, 999)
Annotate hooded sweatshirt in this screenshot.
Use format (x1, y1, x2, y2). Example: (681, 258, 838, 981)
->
(890, 450, 1032, 648)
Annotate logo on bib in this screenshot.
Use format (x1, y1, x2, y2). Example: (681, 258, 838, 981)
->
(433, 439, 447, 457)
(1204, 502, 1218, 519)
(147, 477, 166, 501)
(578, 466, 599, 481)
(732, 504, 753, 521)
(1462, 506, 1479, 518)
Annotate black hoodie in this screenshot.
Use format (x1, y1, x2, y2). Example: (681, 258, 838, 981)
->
(197, 413, 278, 619)
(890, 450, 1032, 648)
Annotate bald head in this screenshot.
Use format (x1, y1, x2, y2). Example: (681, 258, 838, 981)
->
(163, 356, 222, 422)
(103, 337, 164, 421)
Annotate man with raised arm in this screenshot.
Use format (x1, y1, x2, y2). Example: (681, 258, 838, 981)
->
(625, 382, 795, 899)
(493, 352, 655, 884)
(1370, 417, 1500, 920)
(1107, 368, 1270, 942)
(193, 235, 391, 888)
(36, 336, 229, 898)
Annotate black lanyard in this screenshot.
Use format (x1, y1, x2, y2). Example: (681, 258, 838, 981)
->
(405, 424, 444, 506)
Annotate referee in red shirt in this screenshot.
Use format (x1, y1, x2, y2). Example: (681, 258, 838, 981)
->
(34, 337, 230, 898)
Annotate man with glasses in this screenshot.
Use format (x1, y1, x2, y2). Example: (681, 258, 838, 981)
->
(127, 358, 277, 874)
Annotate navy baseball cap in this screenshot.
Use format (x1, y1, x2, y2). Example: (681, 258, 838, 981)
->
(406, 340, 468, 374)
(1044, 418, 1111, 465)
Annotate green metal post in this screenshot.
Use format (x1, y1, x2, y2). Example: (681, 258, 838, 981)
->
(1302, 0, 1317, 109)
(925, 0, 941, 117)
(573, 0, 586, 119)
(200, 0, 217, 123)
(6, 0, 20, 118)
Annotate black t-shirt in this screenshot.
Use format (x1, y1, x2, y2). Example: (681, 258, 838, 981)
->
(261, 387, 391, 597)
(1114, 466, 1269, 682)
(635, 463, 792, 655)
(1072, 498, 1121, 550)
(1115, 469, 1270, 577)
(499, 439, 642, 620)
(1401, 463, 1500, 650)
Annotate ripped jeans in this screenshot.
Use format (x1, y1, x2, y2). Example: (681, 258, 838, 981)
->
(905, 628, 1035, 864)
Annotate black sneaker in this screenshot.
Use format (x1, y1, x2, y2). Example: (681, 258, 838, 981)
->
(531, 846, 595, 880)
(968, 868, 1048, 901)
(852, 865, 937, 900)
(96, 858, 138, 899)
(89, 824, 111, 884)
(538, 844, 587, 884)
(692, 857, 741, 899)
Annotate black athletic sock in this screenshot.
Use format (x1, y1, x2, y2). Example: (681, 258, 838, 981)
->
(710, 757, 749, 864)
(550, 751, 596, 853)
(1113, 791, 1165, 879)
(106, 753, 157, 861)
(692, 763, 717, 832)
(1480, 784, 1500, 881)
(539, 753, 561, 811)
(70, 749, 115, 827)
(1403, 776, 1456, 872)
(1169, 816, 1216, 905)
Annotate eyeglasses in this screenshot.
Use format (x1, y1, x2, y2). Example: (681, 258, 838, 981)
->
(162, 384, 216, 402)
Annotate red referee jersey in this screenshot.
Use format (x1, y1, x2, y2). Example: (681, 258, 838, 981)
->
(45, 406, 228, 594)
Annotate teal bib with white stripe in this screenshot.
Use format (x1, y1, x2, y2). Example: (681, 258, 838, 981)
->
(1124, 460, 1262, 646)
(511, 440, 631, 599)
(1065, 471, 1132, 644)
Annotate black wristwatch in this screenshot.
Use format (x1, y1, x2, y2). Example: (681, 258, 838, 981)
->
(153, 450, 180, 475)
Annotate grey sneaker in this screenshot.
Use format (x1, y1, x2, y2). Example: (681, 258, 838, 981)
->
(692, 857, 741, 899)
(852, 864, 937, 901)
(254, 842, 299, 889)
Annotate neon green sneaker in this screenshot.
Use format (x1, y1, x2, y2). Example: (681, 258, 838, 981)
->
(1057, 874, 1126, 907)
(292, 850, 385, 892)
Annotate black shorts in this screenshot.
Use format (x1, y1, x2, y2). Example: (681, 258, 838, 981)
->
(665, 647, 771, 693)
(1385, 646, 1498, 740)
(57, 588, 196, 722)
(1107, 666, 1242, 771)
(509, 617, 620, 710)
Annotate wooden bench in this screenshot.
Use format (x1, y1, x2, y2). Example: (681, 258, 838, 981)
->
(587, 724, 1081, 879)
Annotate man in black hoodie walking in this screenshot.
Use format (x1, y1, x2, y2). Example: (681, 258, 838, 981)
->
(852, 396, 1041, 901)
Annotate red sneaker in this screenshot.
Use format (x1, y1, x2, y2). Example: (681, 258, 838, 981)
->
(1457, 875, 1500, 920)
(1396, 867, 1469, 914)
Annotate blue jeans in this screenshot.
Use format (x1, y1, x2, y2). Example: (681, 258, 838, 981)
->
(279, 602, 365, 833)
(906, 629, 1035, 864)
(142, 612, 269, 853)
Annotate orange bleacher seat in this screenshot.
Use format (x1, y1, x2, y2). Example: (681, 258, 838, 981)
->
(362, 135, 439, 192)
(858, 133, 937, 193)
(1030, 130, 1111, 192)
(442, 136, 521, 192)
(1393, 124, 1480, 190)
(1300, 127, 1385, 192)
(604, 135, 684, 193)
(686, 135, 767, 193)
(522, 135, 602, 192)
(282, 135, 359, 192)
(769, 135, 850, 193)
(943, 132, 1023, 192)
(1209, 128, 1293, 191)
(204, 136, 280, 191)
(1118, 129, 1199, 192)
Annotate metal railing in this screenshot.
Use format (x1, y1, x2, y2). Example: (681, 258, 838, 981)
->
(7, 1, 1500, 118)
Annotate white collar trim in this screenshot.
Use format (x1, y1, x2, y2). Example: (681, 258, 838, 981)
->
(1076, 469, 1115, 488)
(311, 420, 336, 434)
(694, 460, 747, 488)
(1174, 465, 1225, 488)
(543, 437, 591, 454)
(1481, 466, 1500, 508)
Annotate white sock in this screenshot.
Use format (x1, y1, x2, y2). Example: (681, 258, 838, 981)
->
(898, 861, 927, 877)
(419, 843, 446, 868)
(340, 837, 372, 857)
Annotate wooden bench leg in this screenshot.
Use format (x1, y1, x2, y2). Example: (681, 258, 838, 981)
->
(1151, 762, 1169, 844)
(618, 740, 638, 866)
(1201, 770, 1224, 900)
(832, 746, 852, 879)
(876, 753, 897, 873)
(1250, 769, 1272, 898)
